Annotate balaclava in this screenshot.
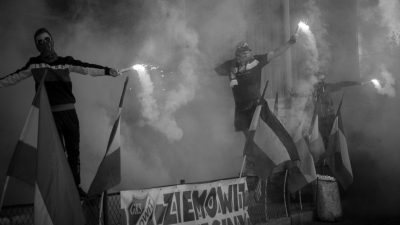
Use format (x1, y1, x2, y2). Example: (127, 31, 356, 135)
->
(34, 28, 58, 63)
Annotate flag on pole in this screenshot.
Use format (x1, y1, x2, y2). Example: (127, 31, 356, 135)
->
(309, 97, 326, 165)
(326, 94, 353, 189)
(6, 70, 86, 225)
(88, 77, 129, 196)
(288, 117, 317, 193)
(244, 81, 299, 181)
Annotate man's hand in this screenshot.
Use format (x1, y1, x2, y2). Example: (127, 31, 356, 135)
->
(289, 34, 298, 44)
(109, 68, 122, 77)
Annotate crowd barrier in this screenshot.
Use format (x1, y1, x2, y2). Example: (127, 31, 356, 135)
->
(0, 172, 315, 225)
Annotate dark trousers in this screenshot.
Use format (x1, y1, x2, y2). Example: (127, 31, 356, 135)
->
(319, 114, 336, 149)
(52, 109, 81, 186)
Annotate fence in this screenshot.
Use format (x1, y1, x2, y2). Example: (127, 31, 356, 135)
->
(0, 172, 315, 225)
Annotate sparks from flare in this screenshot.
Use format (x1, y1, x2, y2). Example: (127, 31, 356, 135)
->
(298, 21, 310, 32)
(371, 79, 382, 89)
(363, 79, 382, 89)
(133, 64, 146, 72)
(295, 21, 310, 34)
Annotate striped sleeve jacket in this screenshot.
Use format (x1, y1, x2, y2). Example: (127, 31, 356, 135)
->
(0, 55, 112, 106)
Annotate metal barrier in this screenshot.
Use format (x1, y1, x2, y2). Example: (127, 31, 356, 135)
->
(0, 175, 314, 225)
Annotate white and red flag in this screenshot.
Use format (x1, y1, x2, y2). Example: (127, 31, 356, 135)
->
(88, 77, 129, 196)
(6, 71, 85, 225)
(326, 95, 353, 189)
(309, 98, 326, 165)
(244, 81, 299, 180)
(288, 116, 317, 193)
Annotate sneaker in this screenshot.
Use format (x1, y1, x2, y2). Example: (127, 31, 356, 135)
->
(77, 186, 89, 200)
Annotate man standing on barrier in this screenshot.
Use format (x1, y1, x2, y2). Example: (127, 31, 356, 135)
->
(214, 34, 298, 175)
(0, 28, 122, 199)
(313, 71, 362, 148)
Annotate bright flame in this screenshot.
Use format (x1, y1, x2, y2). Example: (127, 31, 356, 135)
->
(371, 79, 381, 89)
(133, 64, 146, 72)
(298, 21, 310, 31)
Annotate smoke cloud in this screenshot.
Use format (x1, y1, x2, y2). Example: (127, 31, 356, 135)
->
(1, 0, 400, 218)
(304, 0, 331, 72)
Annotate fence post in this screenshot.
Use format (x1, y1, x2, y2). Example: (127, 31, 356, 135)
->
(103, 190, 109, 225)
(264, 179, 268, 221)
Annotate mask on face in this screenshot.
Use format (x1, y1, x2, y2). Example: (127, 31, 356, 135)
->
(34, 28, 58, 63)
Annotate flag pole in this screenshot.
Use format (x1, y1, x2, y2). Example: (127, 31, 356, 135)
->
(239, 155, 246, 178)
(240, 82, 269, 177)
(283, 170, 289, 217)
(0, 176, 10, 211)
(98, 192, 105, 225)
(299, 189, 303, 210)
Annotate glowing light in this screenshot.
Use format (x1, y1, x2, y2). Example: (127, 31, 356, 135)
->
(298, 21, 310, 31)
(371, 79, 382, 89)
(133, 64, 146, 72)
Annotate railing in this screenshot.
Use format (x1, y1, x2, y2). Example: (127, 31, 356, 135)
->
(0, 174, 315, 225)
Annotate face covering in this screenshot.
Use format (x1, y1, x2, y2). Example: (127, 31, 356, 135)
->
(35, 34, 58, 63)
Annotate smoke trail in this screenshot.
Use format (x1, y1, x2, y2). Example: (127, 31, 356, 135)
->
(374, 64, 396, 97)
(135, 0, 201, 142)
(304, 0, 331, 72)
(294, 23, 319, 97)
(136, 68, 184, 142)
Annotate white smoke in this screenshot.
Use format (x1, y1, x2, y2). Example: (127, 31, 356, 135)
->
(378, 0, 400, 38)
(293, 24, 319, 97)
(375, 64, 396, 97)
(304, 0, 331, 72)
(136, 0, 201, 142)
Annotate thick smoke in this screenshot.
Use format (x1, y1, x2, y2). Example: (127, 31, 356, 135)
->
(134, 0, 201, 142)
(372, 64, 395, 97)
(304, 0, 331, 72)
(358, 0, 398, 97)
(378, 0, 400, 38)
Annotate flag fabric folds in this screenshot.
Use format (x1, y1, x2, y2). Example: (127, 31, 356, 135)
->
(309, 97, 326, 165)
(6, 71, 86, 225)
(326, 95, 353, 189)
(244, 81, 299, 181)
(288, 117, 317, 193)
(88, 77, 129, 196)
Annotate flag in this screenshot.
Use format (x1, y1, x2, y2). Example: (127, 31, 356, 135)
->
(288, 117, 317, 193)
(6, 71, 85, 225)
(326, 94, 353, 189)
(309, 97, 326, 165)
(88, 77, 129, 196)
(244, 81, 299, 181)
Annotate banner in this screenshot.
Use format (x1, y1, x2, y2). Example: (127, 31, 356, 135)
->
(120, 178, 249, 225)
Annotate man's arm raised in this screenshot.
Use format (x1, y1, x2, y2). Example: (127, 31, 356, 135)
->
(266, 34, 297, 62)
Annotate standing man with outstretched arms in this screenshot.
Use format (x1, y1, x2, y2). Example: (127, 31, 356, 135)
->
(0, 28, 121, 199)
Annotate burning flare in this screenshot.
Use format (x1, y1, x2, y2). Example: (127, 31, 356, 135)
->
(295, 21, 310, 34)
(120, 64, 147, 73)
(298, 21, 310, 31)
(371, 79, 381, 88)
(133, 64, 146, 72)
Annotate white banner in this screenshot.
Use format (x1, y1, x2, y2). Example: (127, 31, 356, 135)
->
(120, 178, 250, 225)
